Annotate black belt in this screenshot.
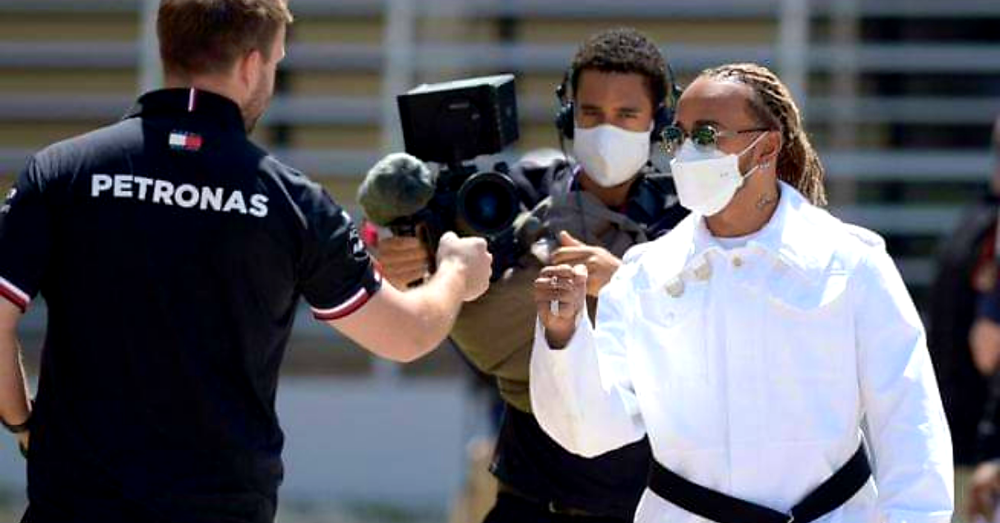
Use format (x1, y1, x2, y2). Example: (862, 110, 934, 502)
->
(648, 444, 871, 523)
(496, 482, 603, 518)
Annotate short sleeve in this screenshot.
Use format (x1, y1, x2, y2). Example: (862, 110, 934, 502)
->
(297, 187, 382, 321)
(0, 156, 51, 311)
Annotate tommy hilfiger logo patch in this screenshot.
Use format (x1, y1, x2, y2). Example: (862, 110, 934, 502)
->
(169, 131, 203, 152)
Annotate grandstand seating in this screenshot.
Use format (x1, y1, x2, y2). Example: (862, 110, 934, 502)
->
(1, 0, 998, 375)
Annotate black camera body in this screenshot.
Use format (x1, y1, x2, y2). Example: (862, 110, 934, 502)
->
(394, 74, 526, 280)
(398, 74, 519, 164)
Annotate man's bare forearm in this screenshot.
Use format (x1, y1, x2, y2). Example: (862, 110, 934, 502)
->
(0, 330, 30, 428)
(390, 257, 470, 360)
(329, 232, 491, 363)
(329, 258, 481, 363)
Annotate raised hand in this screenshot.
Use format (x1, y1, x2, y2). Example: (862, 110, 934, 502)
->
(550, 231, 621, 297)
(534, 263, 588, 349)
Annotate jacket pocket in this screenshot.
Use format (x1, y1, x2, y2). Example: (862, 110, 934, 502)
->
(763, 272, 853, 380)
(634, 282, 708, 382)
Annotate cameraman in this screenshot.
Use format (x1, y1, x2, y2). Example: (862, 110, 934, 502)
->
(372, 28, 687, 522)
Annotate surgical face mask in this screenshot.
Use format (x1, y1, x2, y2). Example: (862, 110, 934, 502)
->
(669, 132, 769, 216)
(573, 123, 652, 188)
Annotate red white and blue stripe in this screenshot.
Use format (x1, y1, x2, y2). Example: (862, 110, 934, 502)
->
(0, 275, 29, 312)
(311, 271, 383, 321)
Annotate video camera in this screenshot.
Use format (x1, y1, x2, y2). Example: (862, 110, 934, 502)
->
(391, 74, 525, 279)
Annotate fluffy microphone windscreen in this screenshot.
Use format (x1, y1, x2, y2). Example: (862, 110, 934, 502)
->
(357, 152, 437, 226)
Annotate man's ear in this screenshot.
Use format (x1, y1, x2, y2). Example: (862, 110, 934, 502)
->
(756, 130, 782, 167)
(236, 49, 263, 95)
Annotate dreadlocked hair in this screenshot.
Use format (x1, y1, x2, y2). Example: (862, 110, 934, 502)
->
(700, 63, 827, 206)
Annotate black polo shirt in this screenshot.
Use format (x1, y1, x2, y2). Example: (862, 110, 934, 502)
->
(0, 88, 381, 523)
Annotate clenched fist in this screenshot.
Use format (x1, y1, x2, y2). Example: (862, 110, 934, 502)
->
(436, 232, 492, 302)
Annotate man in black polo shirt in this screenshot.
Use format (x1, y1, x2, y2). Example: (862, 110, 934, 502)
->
(0, 1, 491, 522)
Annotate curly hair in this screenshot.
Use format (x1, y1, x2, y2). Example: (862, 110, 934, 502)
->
(700, 63, 827, 206)
(570, 27, 669, 107)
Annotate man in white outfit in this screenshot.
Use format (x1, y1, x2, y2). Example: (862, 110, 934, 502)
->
(529, 63, 953, 523)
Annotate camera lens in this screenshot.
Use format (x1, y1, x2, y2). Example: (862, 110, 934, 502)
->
(457, 171, 520, 235)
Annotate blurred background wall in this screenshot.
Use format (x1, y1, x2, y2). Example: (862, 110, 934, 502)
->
(0, 0, 997, 521)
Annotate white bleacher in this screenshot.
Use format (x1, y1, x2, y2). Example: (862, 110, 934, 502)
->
(0, 0, 992, 326)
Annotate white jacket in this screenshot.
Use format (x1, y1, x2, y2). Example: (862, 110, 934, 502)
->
(530, 182, 953, 523)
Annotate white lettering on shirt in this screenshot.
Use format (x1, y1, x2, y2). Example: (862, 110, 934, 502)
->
(92, 174, 113, 197)
(200, 187, 224, 211)
(249, 194, 269, 218)
(174, 184, 199, 208)
(152, 179, 174, 205)
(134, 176, 154, 200)
(222, 191, 247, 214)
(90, 173, 268, 217)
(112, 175, 134, 198)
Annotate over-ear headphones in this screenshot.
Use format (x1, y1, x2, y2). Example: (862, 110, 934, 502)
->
(554, 63, 683, 142)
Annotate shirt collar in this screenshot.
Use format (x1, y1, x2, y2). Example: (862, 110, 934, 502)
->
(124, 88, 246, 134)
(686, 181, 834, 280)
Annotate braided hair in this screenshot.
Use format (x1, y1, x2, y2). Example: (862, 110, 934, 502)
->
(700, 63, 827, 206)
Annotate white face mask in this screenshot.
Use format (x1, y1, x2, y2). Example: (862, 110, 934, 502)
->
(669, 132, 769, 216)
(573, 123, 651, 188)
